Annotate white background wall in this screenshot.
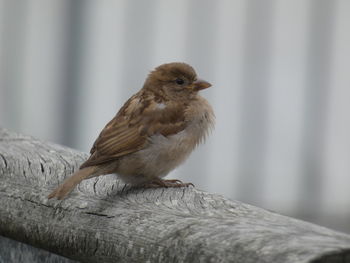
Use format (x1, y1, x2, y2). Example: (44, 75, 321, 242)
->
(1, 0, 350, 233)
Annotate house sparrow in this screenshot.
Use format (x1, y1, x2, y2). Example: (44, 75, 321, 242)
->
(48, 62, 214, 199)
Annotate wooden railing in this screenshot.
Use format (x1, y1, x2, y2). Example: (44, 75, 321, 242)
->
(1, 128, 350, 263)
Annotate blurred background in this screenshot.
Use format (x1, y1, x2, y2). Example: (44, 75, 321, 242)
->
(1, 0, 350, 233)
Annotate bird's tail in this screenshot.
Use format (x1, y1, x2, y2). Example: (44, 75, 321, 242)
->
(48, 166, 96, 200)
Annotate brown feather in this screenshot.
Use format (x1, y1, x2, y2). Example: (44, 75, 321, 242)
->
(48, 62, 214, 200)
(47, 166, 96, 200)
(80, 92, 188, 169)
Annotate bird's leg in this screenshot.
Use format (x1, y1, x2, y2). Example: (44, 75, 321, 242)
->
(163, 179, 194, 187)
(163, 179, 183, 184)
(142, 178, 194, 188)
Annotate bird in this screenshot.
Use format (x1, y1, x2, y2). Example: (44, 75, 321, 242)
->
(48, 62, 215, 199)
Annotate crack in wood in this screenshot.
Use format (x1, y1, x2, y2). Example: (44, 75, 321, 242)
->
(0, 153, 7, 168)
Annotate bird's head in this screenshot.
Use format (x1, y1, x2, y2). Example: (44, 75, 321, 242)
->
(143, 62, 211, 101)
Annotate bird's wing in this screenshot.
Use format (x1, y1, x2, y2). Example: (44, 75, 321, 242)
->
(80, 93, 187, 168)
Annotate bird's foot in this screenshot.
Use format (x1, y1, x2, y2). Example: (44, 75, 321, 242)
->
(142, 178, 194, 189)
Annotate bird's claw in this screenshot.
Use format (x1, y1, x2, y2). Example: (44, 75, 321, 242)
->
(142, 179, 194, 189)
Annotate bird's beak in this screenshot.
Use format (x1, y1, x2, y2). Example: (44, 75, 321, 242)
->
(192, 79, 212, 91)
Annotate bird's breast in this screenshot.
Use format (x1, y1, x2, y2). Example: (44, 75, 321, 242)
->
(137, 96, 214, 177)
(116, 96, 214, 181)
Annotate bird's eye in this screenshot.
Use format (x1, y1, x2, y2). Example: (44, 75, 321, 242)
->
(175, 78, 185, 85)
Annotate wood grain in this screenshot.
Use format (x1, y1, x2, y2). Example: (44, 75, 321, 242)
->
(0, 128, 350, 263)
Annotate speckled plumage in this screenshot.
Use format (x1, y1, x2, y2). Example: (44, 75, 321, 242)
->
(48, 62, 214, 199)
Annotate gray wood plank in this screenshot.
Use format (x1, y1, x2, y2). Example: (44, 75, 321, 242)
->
(0, 128, 350, 263)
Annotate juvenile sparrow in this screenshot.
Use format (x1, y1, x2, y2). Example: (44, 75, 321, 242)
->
(48, 62, 214, 199)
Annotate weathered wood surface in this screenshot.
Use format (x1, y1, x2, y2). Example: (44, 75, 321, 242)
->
(0, 235, 75, 263)
(1, 128, 350, 263)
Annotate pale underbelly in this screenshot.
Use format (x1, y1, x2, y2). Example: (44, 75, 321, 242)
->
(116, 132, 195, 184)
